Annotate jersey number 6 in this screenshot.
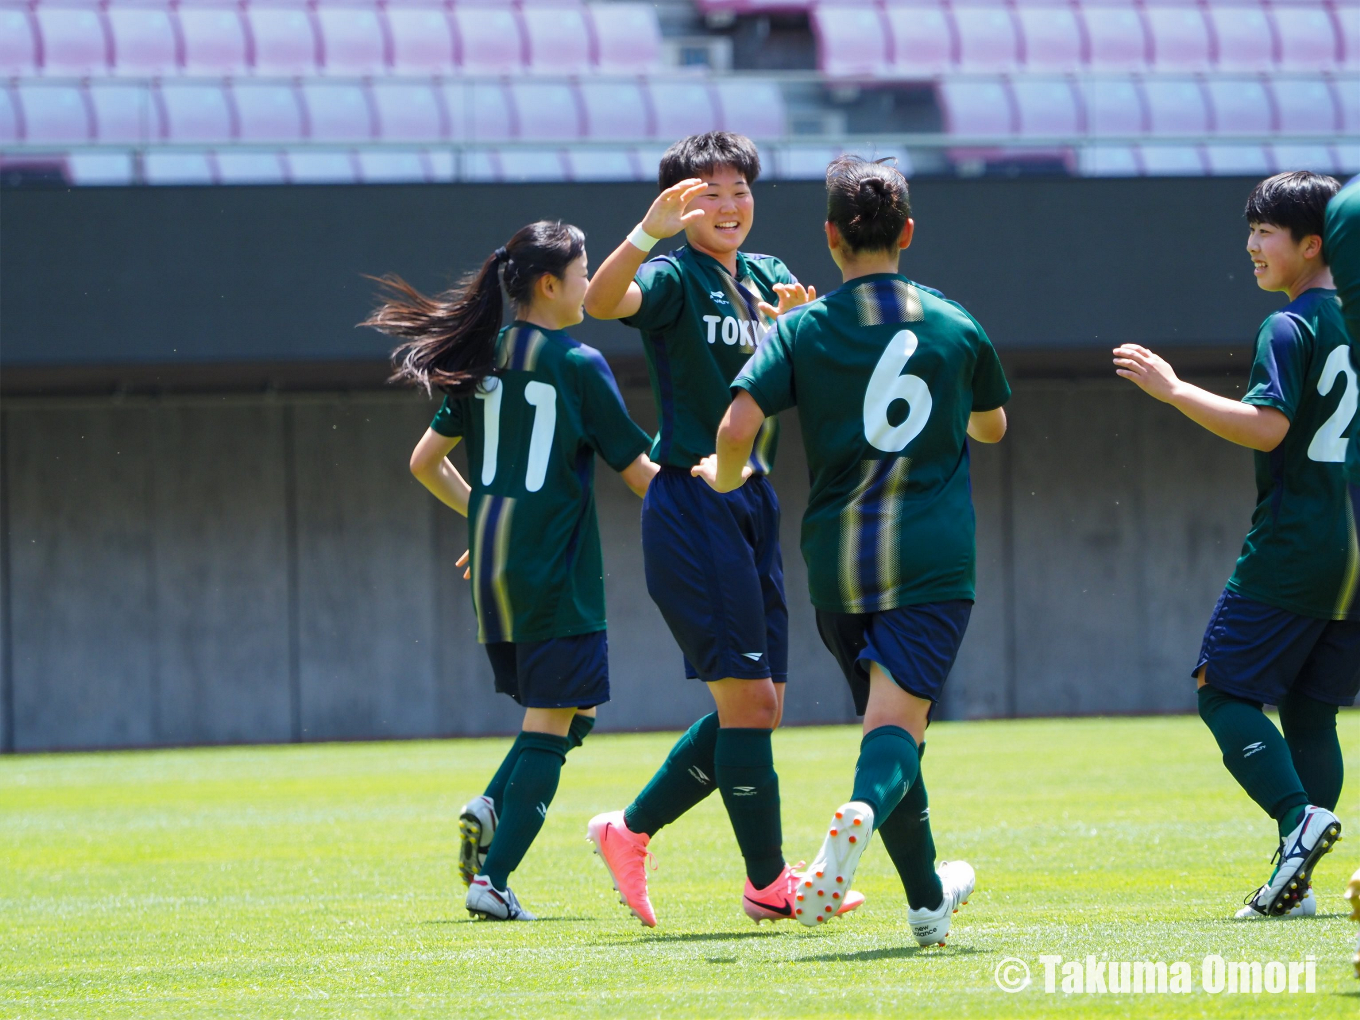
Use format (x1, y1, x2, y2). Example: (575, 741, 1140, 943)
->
(475, 380, 558, 492)
(864, 329, 933, 453)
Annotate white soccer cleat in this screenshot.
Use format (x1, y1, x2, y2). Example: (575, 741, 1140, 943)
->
(458, 795, 497, 886)
(465, 875, 535, 921)
(1240, 807, 1342, 917)
(1237, 886, 1317, 918)
(907, 860, 975, 947)
(795, 801, 874, 927)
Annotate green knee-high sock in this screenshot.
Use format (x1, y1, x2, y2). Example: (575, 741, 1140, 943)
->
(624, 713, 719, 837)
(567, 713, 596, 750)
(1277, 690, 1343, 811)
(875, 746, 944, 911)
(1198, 685, 1309, 837)
(715, 727, 785, 889)
(481, 733, 569, 890)
(850, 725, 920, 820)
(484, 717, 594, 813)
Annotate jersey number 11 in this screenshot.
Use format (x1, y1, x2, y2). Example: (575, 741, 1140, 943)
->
(476, 379, 558, 492)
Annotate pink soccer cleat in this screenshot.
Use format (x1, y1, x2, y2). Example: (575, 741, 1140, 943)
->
(587, 810, 658, 928)
(744, 862, 866, 924)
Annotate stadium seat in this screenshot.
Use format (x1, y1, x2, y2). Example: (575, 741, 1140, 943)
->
(156, 82, 233, 143)
(1336, 143, 1360, 173)
(178, 5, 251, 77)
(385, 5, 457, 75)
(284, 149, 359, 183)
(588, 3, 663, 73)
(521, 2, 592, 75)
(564, 148, 640, 181)
(215, 151, 288, 184)
(15, 83, 91, 144)
(1015, 4, 1084, 73)
(1205, 2, 1275, 72)
(1141, 78, 1210, 136)
(578, 80, 651, 139)
(442, 82, 515, 142)
(1079, 78, 1146, 135)
(106, 6, 179, 77)
(370, 81, 446, 142)
(1336, 76, 1360, 132)
(0, 88, 15, 144)
(301, 83, 376, 142)
(811, 3, 889, 77)
(1203, 143, 1271, 174)
(35, 6, 111, 76)
(713, 79, 786, 139)
(88, 82, 153, 143)
(1137, 144, 1207, 175)
(952, 1, 1021, 72)
(775, 144, 841, 180)
(1270, 77, 1340, 134)
(937, 79, 1015, 135)
(67, 150, 135, 185)
(1076, 144, 1139, 176)
(1011, 77, 1081, 136)
(245, 5, 320, 75)
(144, 150, 216, 184)
(452, 5, 525, 74)
(1270, 142, 1338, 173)
(1203, 76, 1274, 134)
(646, 80, 720, 139)
(1339, 5, 1360, 69)
(509, 82, 583, 140)
(0, 7, 39, 77)
(1273, 2, 1340, 70)
(1079, 2, 1149, 70)
(356, 150, 431, 183)
(1142, 3, 1212, 72)
(232, 82, 305, 142)
(883, 2, 954, 78)
(465, 148, 569, 182)
(316, 4, 389, 75)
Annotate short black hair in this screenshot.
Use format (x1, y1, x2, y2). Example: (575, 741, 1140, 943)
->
(825, 156, 911, 254)
(1245, 171, 1341, 246)
(657, 132, 760, 191)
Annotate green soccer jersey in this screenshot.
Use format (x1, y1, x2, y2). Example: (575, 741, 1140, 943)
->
(622, 244, 796, 472)
(734, 274, 1011, 614)
(430, 322, 651, 643)
(1226, 289, 1360, 620)
(1324, 177, 1360, 484)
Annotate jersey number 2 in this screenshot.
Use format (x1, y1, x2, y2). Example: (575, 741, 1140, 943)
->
(864, 329, 933, 452)
(1308, 345, 1358, 463)
(475, 380, 558, 491)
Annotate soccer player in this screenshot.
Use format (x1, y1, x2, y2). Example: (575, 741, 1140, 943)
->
(1114, 171, 1354, 919)
(363, 221, 658, 921)
(693, 155, 1010, 943)
(579, 132, 861, 926)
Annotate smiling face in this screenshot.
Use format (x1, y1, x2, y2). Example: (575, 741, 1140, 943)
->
(1246, 221, 1322, 295)
(527, 252, 589, 330)
(682, 164, 754, 259)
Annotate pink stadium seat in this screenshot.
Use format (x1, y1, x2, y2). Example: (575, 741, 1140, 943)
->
(1015, 4, 1084, 73)
(231, 82, 305, 141)
(579, 80, 650, 139)
(215, 151, 288, 184)
(107, 6, 179, 77)
(952, 2, 1020, 72)
(144, 151, 217, 184)
(0, 89, 18, 143)
(1080, 2, 1148, 70)
(1270, 77, 1340, 133)
(1077, 144, 1139, 176)
(1080, 78, 1146, 135)
(496, 149, 570, 182)
(589, 3, 663, 73)
(812, 4, 889, 77)
(564, 149, 640, 181)
(87, 82, 154, 142)
(1339, 5, 1360, 69)
(36, 6, 111, 76)
(1203, 143, 1271, 174)
(1011, 77, 1081, 136)
(1, 6, 39, 76)
(442, 82, 515, 142)
(67, 151, 135, 185)
(245, 5, 320, 76)
(385, 6, 457, 74)
(1272, 2, 1340, 70)
(156, 82, 234, 143)
(178, 6, 251, 76)
(452, 5, 525, 75)
(1143, 3, 1212, 72)
(1141, 78, 1210, 135)
(301, 82, 376, 142)
(776, 144, 841, 180)
(646, 80, 720, 139)
(521, 2, 591, 75)
(15, 83, 91, 143)
(316, 4, 388, 76)
(509, 82, 583, 140)
(356, 150, 430, 183)
(370, 81, 445, 141)
(284, 150, 359, 183)
(1137, 144, 1207, 175)
(1206, 3, 1276, 72)
(1204, 76, 1274, 133)
(937, 79, 1015, 135)
(1336, 76, 1360, 131)
(714, 79, 786, 139)
(1270, 142, 1338, 173)
(883, 2, 953, 77)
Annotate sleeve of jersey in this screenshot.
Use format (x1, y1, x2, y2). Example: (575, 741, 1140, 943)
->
(573, 349, 653, 471)
(619, 257, 684, 333)
(971, 332, 1012, 411)
(1242, 313, 1306, 420)
(733, 317, 796, 416)
(429, 395, 465, 437)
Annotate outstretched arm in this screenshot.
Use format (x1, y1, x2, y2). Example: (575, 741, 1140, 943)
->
(691, 391, 764, 492)
(1114, 344, 1289, 451)
(409, 429, 471, 514)
(619, 453, 660, 498)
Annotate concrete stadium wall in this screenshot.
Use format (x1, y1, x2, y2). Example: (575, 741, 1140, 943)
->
(0, 377, 1254, 752)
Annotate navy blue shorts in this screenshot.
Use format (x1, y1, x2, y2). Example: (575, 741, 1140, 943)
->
(1196, 588, 1360, 707)
(641, 467, 788, 684)
(816, 601, 973, 716)
(484, 630, 610, 709)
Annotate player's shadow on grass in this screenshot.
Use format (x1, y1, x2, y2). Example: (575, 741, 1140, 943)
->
(617, 930, 784, 945)
(796, 945, 989, 964)
(424, 916, 583, 925)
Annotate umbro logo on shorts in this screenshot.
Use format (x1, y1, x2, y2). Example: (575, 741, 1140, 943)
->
(741, 651, 763, 661)
(1243, 741, 1267, 758)
(689, 766, 711, 785)
(536, 802, 548, 818)
(732, 785, 757, 796)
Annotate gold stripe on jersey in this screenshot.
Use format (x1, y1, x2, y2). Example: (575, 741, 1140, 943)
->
(875, 457, 912, 602)
(838, 460, 880, 613)
(1334, 495, 1360, 620)
(471, 494, 518, 641)
(854, 279, 923, 327)
(497, 326, 548, 373)
(750, 417, 777, 474)
(490, 497, 517, 639)
(471, 495, 494, 642)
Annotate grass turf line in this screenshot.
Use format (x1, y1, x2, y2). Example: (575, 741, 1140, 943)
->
(2, 715, 1358, 1018)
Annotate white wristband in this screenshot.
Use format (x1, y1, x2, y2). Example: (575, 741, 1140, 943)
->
(627, 224, 660, 252)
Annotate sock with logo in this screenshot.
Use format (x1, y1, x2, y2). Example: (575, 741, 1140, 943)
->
(850, 725, 920, 820)
(480, 732, 570, 890)
(1198, 685, 1309, 838)
(875, 746, 944, 911)
(715, 727, 785, 889)
(1277, 689, 1343, 812)
(624, 712, 719, 837)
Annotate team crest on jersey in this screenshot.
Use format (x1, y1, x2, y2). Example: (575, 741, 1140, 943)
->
(709, 289, 730, 305)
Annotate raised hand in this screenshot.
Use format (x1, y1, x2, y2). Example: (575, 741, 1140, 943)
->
(757, 282, 817, 320)
(639, 178, 710, 240)
(1113, 343, 1181, 403)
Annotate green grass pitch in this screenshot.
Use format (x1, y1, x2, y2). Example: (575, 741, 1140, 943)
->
(3, 714, 1359, 1018)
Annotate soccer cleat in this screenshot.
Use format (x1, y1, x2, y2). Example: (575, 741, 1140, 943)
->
(587, 810, 658, 928)
(747, 861, 865, 924)
(1241, 807, 1342, 917)
(795, 801, 875, 927)
(1236, 886, 1316, 918)
(907, 860, 975, 947)
(457, 794, 497, 886)
(465, 875, 535, 921)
